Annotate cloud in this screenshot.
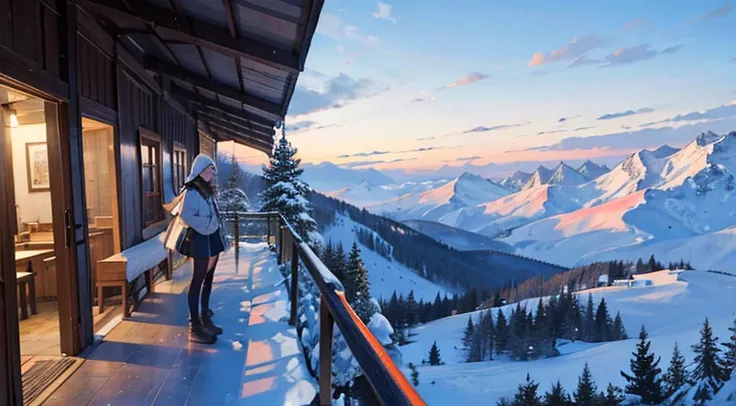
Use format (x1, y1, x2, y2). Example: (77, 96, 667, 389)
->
(641, 102, 736, 126)
(337, 146, 449, 159)
(528, 34, 605, 66)
(340, 158, 417, 168)
(661, 44, 685, 54)
(372, 1, 396, 23)
(730, 57, 736, 63)
(558, 115, 581, 123)
(537, 129, 568, 136)
(456, 156, 482, 161)
(286, 120, 316, 132)
(416, 136, 435, 141)
(602, 44, 658, 66)
(409, 94, 437, 103)
(574, 126, 595, 131)
(289, 73, 385, 116)
(438, 72, 490, 90)
(447, 121, 530, 136)
(701, 3, 733, 20)
(316, 13, 379, 45)
(285, 120, 340, 134)
(531, 118, 736, 153)
(623, 18, 645, 30)
(569, 55, 602, 67)
(597, 107, 655, 120)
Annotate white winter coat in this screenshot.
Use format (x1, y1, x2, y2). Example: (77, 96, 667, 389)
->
(167, 154, 221, 236)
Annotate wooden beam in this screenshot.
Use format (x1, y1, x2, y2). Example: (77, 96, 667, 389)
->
(169, 84, 276, 128)
(81, 0, 300, 73)
(147, 57, 282, 119)
(199, 120, 272, 156)
(197, 111, 274, 144)
(198, 116, 271, 147)
(196, 107, 275, 137)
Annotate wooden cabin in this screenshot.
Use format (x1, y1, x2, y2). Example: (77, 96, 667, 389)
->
(0, 0, 324, 404)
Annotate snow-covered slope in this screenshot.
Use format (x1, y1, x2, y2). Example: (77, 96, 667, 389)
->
(521, 165, 555, 190)
(402, 220, 513, 252)
(370, 173, 510, 224)
(547, 162, 589, 186)
(302, 162, 396, 192)
(322, 214, 451, 301)
(577, 160, 610, 180)
(400, 270, 736, 404)
(499, 170, 532, 192)
(581, 144, 680, 206)
(324, 180, 400, 207)
(505, 132, 736, 269)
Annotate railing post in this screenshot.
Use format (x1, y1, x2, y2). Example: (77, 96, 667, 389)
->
(266, 215, 272, 246)
(319, 299, 334, 406)
(234, 212, 240, 271)
(289, 241, 298, 326)
(277, 225, 283, 265)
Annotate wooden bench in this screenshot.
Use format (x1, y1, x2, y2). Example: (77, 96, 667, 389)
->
(96, 232, 173, 318)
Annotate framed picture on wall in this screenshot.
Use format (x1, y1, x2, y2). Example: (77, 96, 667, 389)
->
(26, 142, 50, 192)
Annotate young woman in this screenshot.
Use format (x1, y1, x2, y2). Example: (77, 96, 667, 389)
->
(168, 154, 228, 344)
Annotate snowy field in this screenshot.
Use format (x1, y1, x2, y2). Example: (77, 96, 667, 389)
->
(322, 214, 452, 302)
(398, 270, 736, 404)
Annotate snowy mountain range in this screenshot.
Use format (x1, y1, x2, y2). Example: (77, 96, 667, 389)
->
(301, 130, 736, 272)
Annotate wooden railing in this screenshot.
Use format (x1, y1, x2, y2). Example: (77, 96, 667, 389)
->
(221, 211, 426, 406)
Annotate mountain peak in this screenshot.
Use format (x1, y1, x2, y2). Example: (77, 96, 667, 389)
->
(577, 160, 611, 180)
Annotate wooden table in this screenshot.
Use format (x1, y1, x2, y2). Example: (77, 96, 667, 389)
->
(15, 249, 53, 320)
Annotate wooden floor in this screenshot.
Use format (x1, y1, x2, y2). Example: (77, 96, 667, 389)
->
(19, 297, 122, 356)
(45, 245, 316, 406)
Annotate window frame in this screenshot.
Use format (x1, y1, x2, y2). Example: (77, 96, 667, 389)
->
(173, 142, 187, 193)
(139, 127, 164, 229)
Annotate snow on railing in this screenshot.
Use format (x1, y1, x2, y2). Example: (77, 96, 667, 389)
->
(220, 211, 426, 406)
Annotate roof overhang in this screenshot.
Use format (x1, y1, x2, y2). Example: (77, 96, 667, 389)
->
(80, 0, 325, 155)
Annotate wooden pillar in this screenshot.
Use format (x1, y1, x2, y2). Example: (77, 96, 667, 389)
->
(319, 299, 334, 406)
(289, 242, 298, 326)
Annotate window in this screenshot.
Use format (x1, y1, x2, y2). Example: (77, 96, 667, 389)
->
(173, 145, 187, 193)
(140, 129, 163, 227)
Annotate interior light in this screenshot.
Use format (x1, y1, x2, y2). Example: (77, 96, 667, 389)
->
(8, 109, 18, 128)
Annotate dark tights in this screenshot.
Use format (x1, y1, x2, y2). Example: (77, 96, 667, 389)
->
(188, 256, 219, 324)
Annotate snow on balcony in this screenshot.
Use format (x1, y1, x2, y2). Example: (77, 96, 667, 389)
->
(47, 242, 317, 406)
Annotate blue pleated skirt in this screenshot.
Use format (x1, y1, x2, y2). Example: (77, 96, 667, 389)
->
(180, 228, 225, 259)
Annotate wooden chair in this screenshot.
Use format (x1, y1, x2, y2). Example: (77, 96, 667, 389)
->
(16, 271, 37, 320)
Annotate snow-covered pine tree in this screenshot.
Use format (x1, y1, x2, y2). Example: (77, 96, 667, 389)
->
(574, 362, 598, 405)
(594, 298, 612, 342)
(513, 374, 542, 406)
(345, 243, 375, 323)
(620, 325, 665, 404)
(408, 363, 419, 387)
(462, 316, 474, 358)
(543, 380, 572, 406)
(496, 309, 509, 355)
(691, 317, 729, 403)
(664, 342, 689, 398)
(405, 290, 418, 328)
(584, 294, 595, 341)
(598, 383, 625, 406)
(723, 317, 736, 378)
(612, 312, 628, 340)
(260, 130, 321, 249)
(334, 242, 347, 282)
(428, 341, 442, 365)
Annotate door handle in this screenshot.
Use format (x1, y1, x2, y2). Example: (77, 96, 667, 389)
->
(64, 209, 72, 248)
